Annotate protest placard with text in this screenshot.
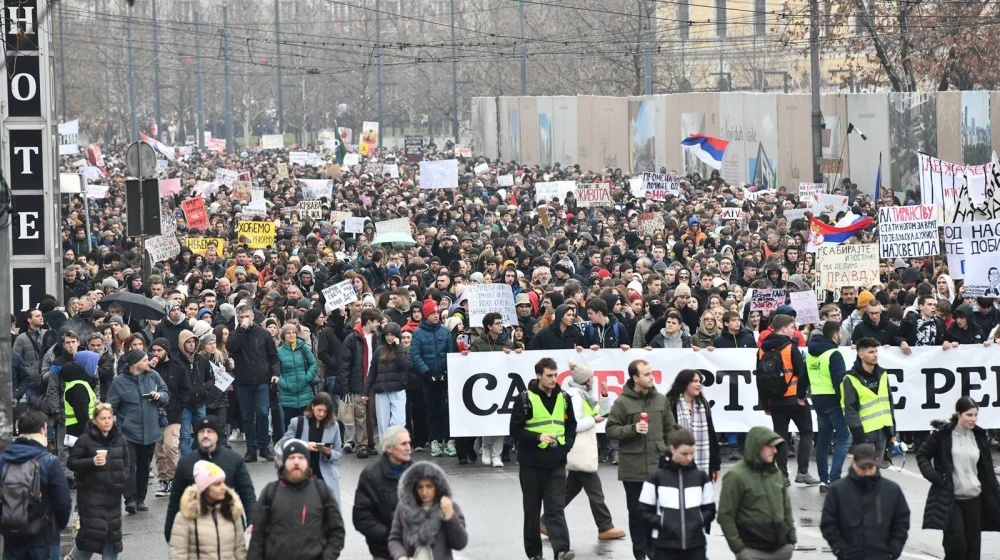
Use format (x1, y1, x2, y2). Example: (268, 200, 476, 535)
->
(817, 244, 879, 289)
(750, 289, 786, 312)
(181, 198, 209, 230)
(145, 235, 180, 263)
(419, 160, 459, 189)
(641, 172, 679, 200)
(466, 284, 518, 326)
(237, 221, 275, 249)
(534, 181, 576, 202)
(877, 205, 939, 259)
(575, 184, 612, 207)
(789, 290, 821, 326)
(185, 237, 226, 255)
(322, 280, 359, 312)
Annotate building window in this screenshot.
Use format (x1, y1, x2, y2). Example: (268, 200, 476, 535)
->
(754, 0, 766, 35)
(717, 0, 727, 37)
(679, 0, 690, 40)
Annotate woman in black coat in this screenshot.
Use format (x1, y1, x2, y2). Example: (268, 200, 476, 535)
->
(67, 402, 131, 558)
(665, 369, 721, 479)
(363, 322, 413, 445)
(916, 396, 1000, 560)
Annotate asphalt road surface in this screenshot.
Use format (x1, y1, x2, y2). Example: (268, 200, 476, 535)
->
(64, 442, 1000, 559)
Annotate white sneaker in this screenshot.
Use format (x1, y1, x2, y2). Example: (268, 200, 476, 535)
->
(491, 455, 504, 468)
(229, 430, 243, 442)
(481, 449, 491, 466)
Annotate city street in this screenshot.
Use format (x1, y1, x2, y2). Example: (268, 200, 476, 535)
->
(101, 441, 998, 559)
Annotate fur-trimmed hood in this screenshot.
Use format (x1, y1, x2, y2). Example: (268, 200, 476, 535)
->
(396, 461, 455, 548)
(179, 483, 244, 521)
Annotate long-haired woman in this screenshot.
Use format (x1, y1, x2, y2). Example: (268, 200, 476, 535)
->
(665, 370, 720, 480)
(168, 460, 246, 559)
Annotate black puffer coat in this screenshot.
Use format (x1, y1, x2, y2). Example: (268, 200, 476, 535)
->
(363, 341, 412, 395)
(67, 421, 130, 554)
(916, 420, 1000, 530)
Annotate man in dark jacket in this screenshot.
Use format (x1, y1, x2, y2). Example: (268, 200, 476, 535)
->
(516, 293, 538, 348)
(340, 309, 383, 459)
(227, 303, 280, 462)
(154, 300, 192, 354)
(410, 300, 455, 458)
(175, 329, 214, 456)
(510, 358, 579, 560)
(820, 443, 910, 559)
(317, 320, 345, 401)
(759, 314, 819, 486)
(164, 416, 256, 541)
(0, 411, 72, 560)
(805, 321, 850, 490)
(250, 439, 345, 559)
(385, 287, 411, 327)
(851, 300, 903, 346)
(944, 304, 989, 346)
(971, 297, 1000, 338)
(842, 338, 898, 464)
(353, 426, 413, 559)
(899, 295, 946, 352)
(150, 338, 190, 498)
(529, 303, 583, 351)
(582, 297, 629, 350)
(714, 310, 757, 348)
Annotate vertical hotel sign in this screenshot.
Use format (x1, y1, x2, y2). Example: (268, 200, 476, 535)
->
(3, 0, 59, 317)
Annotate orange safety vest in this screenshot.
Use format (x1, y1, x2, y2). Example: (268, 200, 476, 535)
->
(757, 343, 798, 398)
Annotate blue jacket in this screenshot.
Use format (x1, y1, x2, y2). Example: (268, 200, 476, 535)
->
(805, 333, 847, 411)
(276, 338, 318, 409)
(107, 369, 170, 445)
(409, 319, 452, 377)
(0, 438, 72, 549)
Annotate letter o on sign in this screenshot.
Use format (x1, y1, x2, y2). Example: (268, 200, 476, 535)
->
(11, 73, 37, 101)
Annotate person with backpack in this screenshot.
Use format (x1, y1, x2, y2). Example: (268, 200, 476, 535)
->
(582, 297, 630, 351)
(756, 314, 819, 487)
(276, 393, 343, 505)
(248, 439, 346, 560)
(0, 410, 72, 560)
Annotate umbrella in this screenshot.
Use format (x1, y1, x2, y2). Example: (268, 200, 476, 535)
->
(371, 232, 416, 246)
(97, 291, 166, 322)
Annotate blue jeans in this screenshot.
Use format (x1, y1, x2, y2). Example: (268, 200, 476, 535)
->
(815, 400, 851, 482)
(71, 538, 119, 559)
(180, 405, 206, 455)
(235, 384, 270, 454)
(3, 542, 60, 560)
(374, 390, 407, 442)
(421, 377, 449, 443)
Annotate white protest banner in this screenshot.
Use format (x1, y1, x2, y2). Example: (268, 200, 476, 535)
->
(465, 284, 518, 326)
(783, 208, 810, 223)
(447, 346, 1000, 436)
(58, 120, 80, 155)
(637, 212, 664, 237)
(289, 151, 323, 167)
(159, 178, 181, 199)
(85, 185, 108, 199)
(798, 183, 826, 197)
(344, 153, 360, 167)
(455, 146, 472, 158)
(156, 159, 168, 174)
(211, 363, 234, 392)
(945, 219, 1000, 295)
(810, 193, 850, 216)
(382, 163, 399, 178)
(322, 280, 359, 312)
(718, 207, 743, 222)
(498, 174, 514, 187)
(749, 288, 786, 312)
(877, 204, 940, 259)
(919, 153, 987, 223)
(641, 172, 680, 200)
(419, 159, 459, 189)
(344, 217, 367, 234)
(249, 186, 266, 210)
(161, 208, 177, 235)
(194, 181, 219, 198)
(331, 211, 352, 224)
(145, 234, 180, 263)
(474, 162, 489, 175)
(375, 217, 410, 235)
(260, 134, 284, 150)
(575, 184, 612, 207)
(296, 200, 324, 219)
(628, 177, 645, 198)
(817, 244, 879, 289)
(215, 168, 239, 187)
(789, 290, 821, 326)
(534, 181, 576, 202)
(299, 179, 333, 200)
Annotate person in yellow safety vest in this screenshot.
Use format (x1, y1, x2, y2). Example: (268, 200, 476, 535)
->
(804, 320, 851, 492)
(841, 337, 897, 466)
(510, 357, 579, 560)
(62, 350, 101, 438)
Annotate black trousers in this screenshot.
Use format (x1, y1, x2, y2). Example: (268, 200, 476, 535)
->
(124, 442, 155, 503)
(943, 495, 982, 560)
(405, 381, 428, 447)
(552, 470, 614, 532)
(653, 547, 706, 560)
(520, 465, 570, 558)
(770, 404, 814, 477)
(623, 480, 648, 559)
(455, 437, 476, 460)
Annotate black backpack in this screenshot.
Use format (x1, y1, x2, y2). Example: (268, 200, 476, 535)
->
(0, 453, 49, 539)
(755, 342, 791, 400)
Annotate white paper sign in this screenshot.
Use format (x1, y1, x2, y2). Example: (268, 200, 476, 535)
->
(297, 200, 324, 219)
(946, 219, 1000, 295)
(299, 179, 333, 200)
(641, 172, 680, 200)
(498, 174, 514, 187)
(289, 151, 323, 167)
(534, 181, 576, 202)
(783, 208, 810, 223)
(58, 120, 80, 155)
(344, 153, 360, 167)
(375, 217, 410, 235)
(474, 162, 490, 175)
(249, 186, 266, 210)
(212, 363, 234, 392)
(145, 234, 180, 263)
(811, 194, 850, 216)
(877, 205, 940, 259)
(382, 163, 399, 178)
(261, 134, 284, 150)
(789, 290, 821, 326)
(575, 184, 612, 207)
(419, 159, 459, 189)
(215, 168, 239, 187)
(718, 207, 743, 222)
(345, 217, 367, 234)
(817, 244, 879, 289)
(465, 284, 518, 326)
(322, 280, 359, 312)
(798, 183, 827, 197)
(156, 159, 168, 173)
(85, 185, 109, 199)
(750, 289, 786, 312)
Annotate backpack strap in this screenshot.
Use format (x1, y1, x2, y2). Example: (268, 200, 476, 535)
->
(294, 417, 305, 441)
(260, 482, 279, 514)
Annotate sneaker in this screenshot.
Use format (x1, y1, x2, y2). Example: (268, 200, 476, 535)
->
(243, 452, 258, 463)
(491, 455, 504, 468)
(501, 449, 511, 462)
(125, 500, 137, 514)
(229, 429, 243, 442)
(136, 500, 149, 512)
(819, 481, 829, 493)
(482, 449, 492, 466)
(784, 475, 791, 487)
(343, 442, 354, 454)
(728, 445, 742, 461)
(413, 445, 425, 452)
(458, 455, 468, 465)
(444, 440, 457, 457)
(795, 472, 821, 485)
(357, 446, 370, 459)
(260, 449, 275, 462)
(556, 551, 576, 560)
(597, 528, 625, 540)
(155, 481, 170, 497)
(610, 450, 619, 465)
(599, 450, 609, 463)
(430, 440, 443, 457)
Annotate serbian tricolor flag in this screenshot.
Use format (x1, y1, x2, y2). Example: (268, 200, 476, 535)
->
(807, 214, 872, 252)
(681, 134, 729, 170)
(140, 132, 176, 161)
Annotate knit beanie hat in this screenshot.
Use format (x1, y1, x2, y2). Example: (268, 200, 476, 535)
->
(568, 360, 593, 385)
(857, 290, 875, 309)
(673, 284, 692, 298)
(282, 439, 310, 462)
(122, 349, 147, 369)
(193, 460, 226, 495)
(150, 338, 170, 352)
(422, 299, 439, 317)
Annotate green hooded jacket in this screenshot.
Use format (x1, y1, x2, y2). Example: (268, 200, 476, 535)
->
(605, 380, 675, 482)
(717, 426, 797, 553)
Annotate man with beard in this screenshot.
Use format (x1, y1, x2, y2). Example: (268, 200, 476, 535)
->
(248, 439, 346, 559)
(164, 416, 257, 541)
(155, 300, 193, 354)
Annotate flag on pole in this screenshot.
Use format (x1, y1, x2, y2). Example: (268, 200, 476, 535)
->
(334, 121, 348, 165)
(846, 122, 868, 141)
(139, 132, 176, 161)
(806, 214, 873, 252)
(680, 135, 729, 170)
(874, 151, 883, 200)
